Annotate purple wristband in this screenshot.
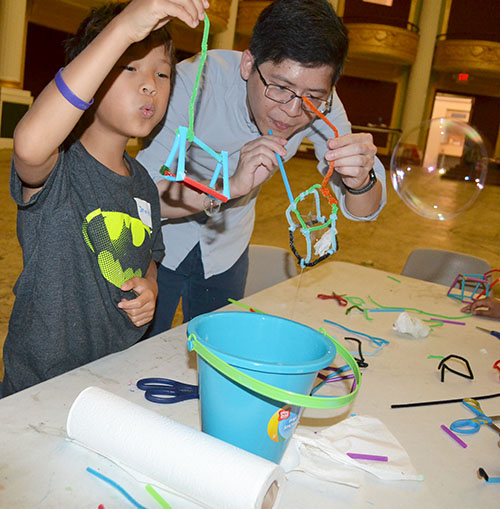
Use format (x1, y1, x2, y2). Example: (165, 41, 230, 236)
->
(54, 68, 94, 110)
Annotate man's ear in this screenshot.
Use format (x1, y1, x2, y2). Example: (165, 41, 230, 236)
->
(240, 49, 255, 81)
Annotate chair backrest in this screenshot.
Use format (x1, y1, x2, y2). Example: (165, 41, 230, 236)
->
(401, 248, 491, 287)
(244, 244, 298, 297)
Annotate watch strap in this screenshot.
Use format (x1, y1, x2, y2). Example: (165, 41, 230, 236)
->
(344, 169, 377, 195)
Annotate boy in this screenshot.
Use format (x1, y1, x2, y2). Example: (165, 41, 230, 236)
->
(2, 0, 208, 396)
(137, 0, 386, 335)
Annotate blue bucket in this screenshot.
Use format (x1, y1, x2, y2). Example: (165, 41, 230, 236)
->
(187, 311, 360, 463)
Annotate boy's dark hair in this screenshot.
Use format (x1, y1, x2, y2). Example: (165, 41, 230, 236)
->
(64, 2, 176, 80)
(249, 0, 349, 86)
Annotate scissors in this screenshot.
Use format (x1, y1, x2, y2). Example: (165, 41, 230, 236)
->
(450, 398, 500, 436)
(476, 326, 500, 340)
(136, 377, 199, 404)
(494, 360, 500, 379)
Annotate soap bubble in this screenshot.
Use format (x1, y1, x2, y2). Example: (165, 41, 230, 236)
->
(390, 118, 488, 220)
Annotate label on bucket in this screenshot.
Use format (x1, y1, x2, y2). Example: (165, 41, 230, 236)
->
(267, 405, 300, 442)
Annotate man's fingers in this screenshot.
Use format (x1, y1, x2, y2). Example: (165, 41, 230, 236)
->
(241, 135, 287, 157)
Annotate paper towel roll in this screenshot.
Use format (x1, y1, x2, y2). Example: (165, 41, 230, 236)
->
(67, 386, 285, 509)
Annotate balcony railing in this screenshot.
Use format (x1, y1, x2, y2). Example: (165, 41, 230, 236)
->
(352, 124, 402, 156)
(437, 32, 500, 44)
(342, 16, 419, 34)
(433, 35, 500, 79)
(342, 20, 419, 67)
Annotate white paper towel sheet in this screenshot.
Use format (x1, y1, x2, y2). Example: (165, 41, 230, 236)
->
(66, 386, 286, 509)
(393, 311, 430, 338)
(281, 415, 423, 487)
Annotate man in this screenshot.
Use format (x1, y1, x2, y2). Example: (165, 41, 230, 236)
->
(137, 0, 387, 335)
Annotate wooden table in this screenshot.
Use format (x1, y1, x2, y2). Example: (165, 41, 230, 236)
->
(1, 261, 498, 508)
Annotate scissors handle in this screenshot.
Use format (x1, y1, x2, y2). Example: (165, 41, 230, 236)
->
(463, 398, 491, 420)
(450, 418, 484, 434)
(137, 377, 195, 392)
(143, 389, 198, 404)
(136, 377, 199, 404)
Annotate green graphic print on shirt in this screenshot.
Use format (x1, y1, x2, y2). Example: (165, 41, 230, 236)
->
(82, 209, 152, 288)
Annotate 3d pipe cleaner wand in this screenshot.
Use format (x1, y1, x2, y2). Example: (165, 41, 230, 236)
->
(159, 15, 230, 203)
(274, 96, 340, 268)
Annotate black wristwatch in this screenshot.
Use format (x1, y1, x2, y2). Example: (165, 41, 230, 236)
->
(343, 169, 377, 195)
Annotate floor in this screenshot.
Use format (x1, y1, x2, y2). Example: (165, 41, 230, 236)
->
(1, 147, 499, 380)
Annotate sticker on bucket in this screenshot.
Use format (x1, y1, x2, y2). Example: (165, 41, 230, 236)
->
(268, 405, 300, 442)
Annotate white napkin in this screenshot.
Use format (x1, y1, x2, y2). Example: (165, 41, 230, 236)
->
(281, 415, 423, 488)
(393, 311, 430, 338)
(314, 229, 333, 256)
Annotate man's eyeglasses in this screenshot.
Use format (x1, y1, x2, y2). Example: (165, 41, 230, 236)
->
(255, 65, 331, 114)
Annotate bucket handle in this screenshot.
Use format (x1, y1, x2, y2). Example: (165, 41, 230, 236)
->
(187, 328, 361, 410)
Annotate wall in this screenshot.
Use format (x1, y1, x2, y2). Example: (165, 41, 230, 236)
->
(24, 23, 69, 99)
(446, 0, 500, 41)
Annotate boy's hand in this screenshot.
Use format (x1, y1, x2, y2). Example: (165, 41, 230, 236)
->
(229, 134, 287, 197)
(461, 297, 500, 319)
(325, 133, 377, 191)
(118, 276, 159, 327)
(119, 0, 209, 44)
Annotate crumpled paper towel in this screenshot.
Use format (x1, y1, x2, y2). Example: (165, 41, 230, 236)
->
(393, 311, 430, 338)
(280, 415, 423, 488)
(314, 229, 333, 256)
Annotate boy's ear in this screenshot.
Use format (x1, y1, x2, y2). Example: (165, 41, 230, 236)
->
(240, 49, 255, 81)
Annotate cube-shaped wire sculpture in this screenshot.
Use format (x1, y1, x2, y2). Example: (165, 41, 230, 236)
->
(447, 273, 490, 303)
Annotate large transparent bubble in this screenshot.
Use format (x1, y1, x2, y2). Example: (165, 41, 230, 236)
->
(390, 118, 488, 220)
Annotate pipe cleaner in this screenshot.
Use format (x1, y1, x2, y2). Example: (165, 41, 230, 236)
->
(159, 15, 230, 203)
(272, 95, 341, 268)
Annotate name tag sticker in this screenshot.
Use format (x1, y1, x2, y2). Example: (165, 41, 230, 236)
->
(134, 198, 152, 229)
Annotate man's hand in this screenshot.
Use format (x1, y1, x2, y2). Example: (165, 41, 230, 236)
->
(229, 134, 287, 198)
(325, 133, 376, 191)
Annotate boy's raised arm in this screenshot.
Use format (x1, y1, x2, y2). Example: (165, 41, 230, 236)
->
(13, 0, 207, 189)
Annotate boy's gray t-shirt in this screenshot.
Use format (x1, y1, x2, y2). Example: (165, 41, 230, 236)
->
(3, 141, 165, 395)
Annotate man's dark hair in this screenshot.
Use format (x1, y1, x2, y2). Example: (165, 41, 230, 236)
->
(249, 0, 349, 86)
(64, 2, 176, 80)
